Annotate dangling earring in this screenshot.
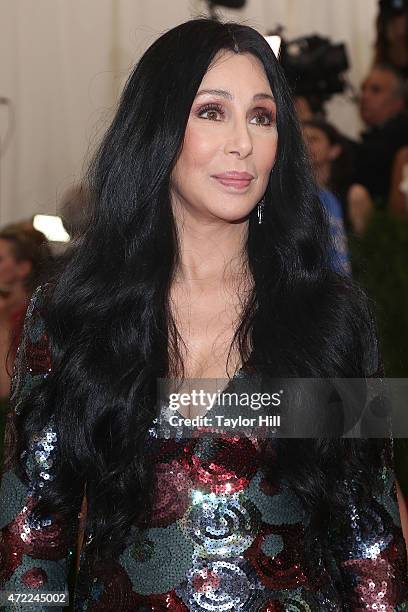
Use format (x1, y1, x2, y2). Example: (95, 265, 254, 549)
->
(257, 197, 265, 224)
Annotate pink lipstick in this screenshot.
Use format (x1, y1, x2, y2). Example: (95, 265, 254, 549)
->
(212, 171, 254, 190)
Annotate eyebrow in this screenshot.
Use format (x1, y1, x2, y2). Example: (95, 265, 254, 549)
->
(195, 88, 275, 102)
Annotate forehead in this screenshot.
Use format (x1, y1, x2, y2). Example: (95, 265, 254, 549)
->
(0, 239, 14, 256)
(363, 70, 397, 90)
(199, 51, 273, 97)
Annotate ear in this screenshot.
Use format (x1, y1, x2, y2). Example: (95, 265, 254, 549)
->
(329, 144, 342, 161)
(16, 260, 32, 280)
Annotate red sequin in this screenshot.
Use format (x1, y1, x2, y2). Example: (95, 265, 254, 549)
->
(245, 524, 309, 590)
(184, 437, 259, 494)
(26, 333, 51, 374)
(0, 533, 24, 584)
(21, 567, 48, 588)
(8, 499, 70, 561)
(192, 568, 221, 592)
(133, 590, 189, 611)
(150, 459, 192, 527)
(259, 602, 285, 612)
(86, 562, 140, 611)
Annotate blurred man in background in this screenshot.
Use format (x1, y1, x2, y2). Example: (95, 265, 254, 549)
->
(354, 64, 408, 208)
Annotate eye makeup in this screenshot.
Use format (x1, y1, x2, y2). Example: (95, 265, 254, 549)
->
(194, 101, 276, 126)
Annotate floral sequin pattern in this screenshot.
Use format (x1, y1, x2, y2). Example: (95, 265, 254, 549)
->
(0, 424, 73, 598)
(0, 287, 74, 605)
(182, 491, 261, 558)
(175, 557, 266, 611)
(184, 436, 260, 495)
(120, 523, 195, 595)
(73, 433, 408, 611)
(2, 287, 408, 611)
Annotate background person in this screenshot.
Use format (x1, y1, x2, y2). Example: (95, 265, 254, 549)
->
(0, 224, 51, 396)
(354, 63, 408, 208)
(0, 224, 51, 466)
(374, 0, 408, 77)
(303, 119, 375, 235)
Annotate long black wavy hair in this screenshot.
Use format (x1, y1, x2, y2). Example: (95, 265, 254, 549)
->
(15, 18, 383, 572)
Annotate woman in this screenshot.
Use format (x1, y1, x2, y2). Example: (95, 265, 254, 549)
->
(301, 120, 352, 274)
(1, 19, 407, 611)
(0, 225, 51, 464)
(302, 119, 374, 236)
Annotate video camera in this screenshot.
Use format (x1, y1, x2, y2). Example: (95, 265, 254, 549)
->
(278, 35, 349, 100)
(379, 0, 408, 15)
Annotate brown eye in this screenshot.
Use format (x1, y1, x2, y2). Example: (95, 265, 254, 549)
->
(203, 110, 221, 120)
(250, 111, 274, 126)
(197, 103, 224, 121)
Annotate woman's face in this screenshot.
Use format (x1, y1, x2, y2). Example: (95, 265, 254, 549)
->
(0, 240, 20, 287)
(294, 96, 314, 121)
(171, 51, 278, 223)
(0, 239, 29, 289)
(303, 126, 338, 168)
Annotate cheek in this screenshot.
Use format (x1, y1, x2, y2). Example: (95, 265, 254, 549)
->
(256, 136, 278, 176)
(321, 145, 332, 160)
(180, 123, 220, 173)
(0, 261, 13, 278)
(171, 129, 216, 196)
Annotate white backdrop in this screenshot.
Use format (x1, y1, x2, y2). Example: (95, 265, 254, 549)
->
(0, 0, 378, 226)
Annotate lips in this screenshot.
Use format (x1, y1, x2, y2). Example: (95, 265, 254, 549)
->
(213, 171, 254, 180)
(212, 171, 254, 190)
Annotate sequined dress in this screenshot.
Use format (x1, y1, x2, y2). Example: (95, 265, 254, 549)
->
(1, 288, 408, 611)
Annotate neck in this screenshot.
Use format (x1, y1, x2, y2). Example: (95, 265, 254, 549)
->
(171, 200, 250, 291)
(314, 163, 331, 189)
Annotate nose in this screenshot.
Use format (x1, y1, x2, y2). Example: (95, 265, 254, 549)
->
(224, 118, 253, 158)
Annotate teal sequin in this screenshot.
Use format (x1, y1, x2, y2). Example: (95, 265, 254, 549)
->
(374, 464, 402, 527)
(119, 522, 195, 595)
(246, 471, 305, 525)
(27, 314, 45, 344)
(261, 534, 284, 558)
(0, 471, 30, 528)
(4, 553, 67, 593)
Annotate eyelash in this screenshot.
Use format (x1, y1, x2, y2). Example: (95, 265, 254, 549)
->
(196, 103, 275, 126)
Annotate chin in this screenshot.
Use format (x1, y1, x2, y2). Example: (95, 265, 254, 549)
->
(213, 207, 254, 224)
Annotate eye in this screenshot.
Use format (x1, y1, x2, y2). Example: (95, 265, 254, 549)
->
(250, 109, 275, 127)
(197, 103, 224, 121)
